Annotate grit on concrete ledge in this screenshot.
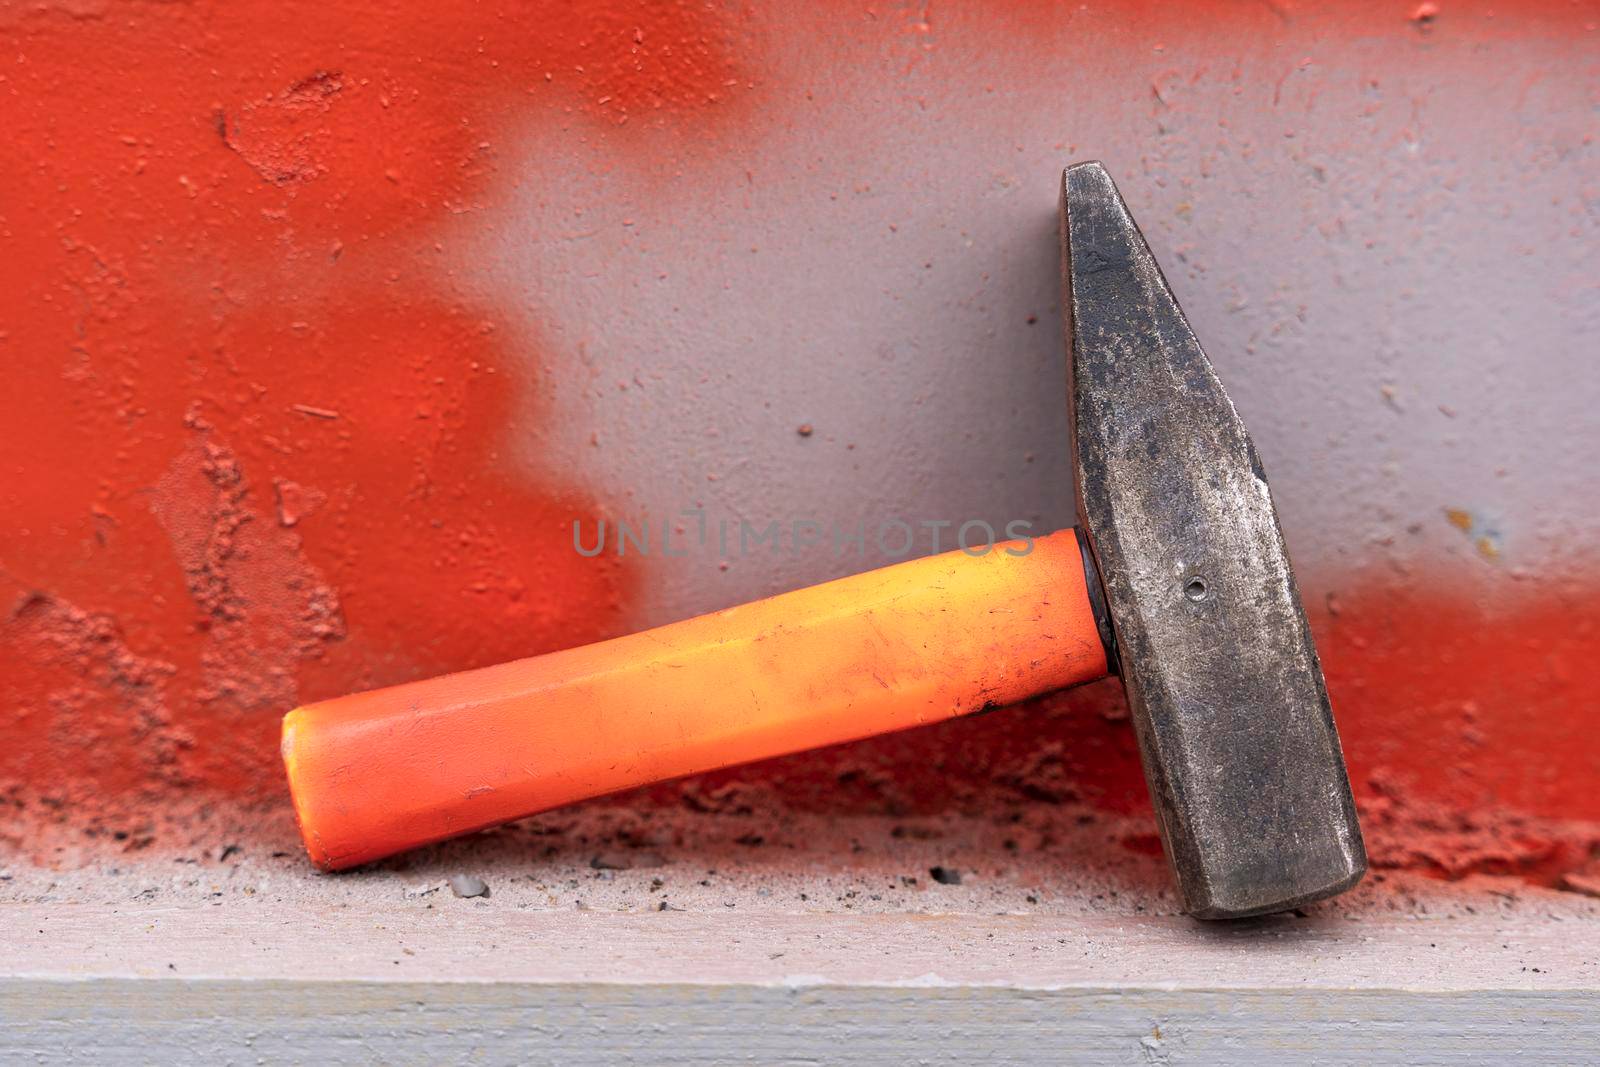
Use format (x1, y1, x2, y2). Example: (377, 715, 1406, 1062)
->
(3, 803, 1598, 1062)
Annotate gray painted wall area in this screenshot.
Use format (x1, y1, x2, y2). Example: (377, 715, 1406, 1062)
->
(475, 8, 1596, 624)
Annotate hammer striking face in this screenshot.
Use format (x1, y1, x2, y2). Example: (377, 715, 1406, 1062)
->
(281, 163, 1365, 918)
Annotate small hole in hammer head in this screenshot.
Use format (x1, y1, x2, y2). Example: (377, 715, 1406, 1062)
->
(1184, 576, 1209, 602)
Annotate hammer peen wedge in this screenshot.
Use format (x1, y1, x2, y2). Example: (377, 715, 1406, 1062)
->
(281, 162, 1365, 918)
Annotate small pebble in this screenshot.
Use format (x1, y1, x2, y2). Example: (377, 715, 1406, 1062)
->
(449, 874, 489, 898)
(929, 866, 962, 885)
(797, 423, 814, 437)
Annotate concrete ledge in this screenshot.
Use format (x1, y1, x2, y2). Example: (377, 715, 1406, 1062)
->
(5, 976, 1596, 1064)
(4, 807, 1597, 1061)
(4, 903, 1598, 1063)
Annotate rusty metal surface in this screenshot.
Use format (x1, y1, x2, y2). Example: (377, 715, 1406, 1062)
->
(1061, 162, 1366, 919)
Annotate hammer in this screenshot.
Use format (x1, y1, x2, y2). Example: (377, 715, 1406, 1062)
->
(281, 163, 1365, 919)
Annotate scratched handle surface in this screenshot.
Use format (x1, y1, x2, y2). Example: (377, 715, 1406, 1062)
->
(281, 528, 1108, 869)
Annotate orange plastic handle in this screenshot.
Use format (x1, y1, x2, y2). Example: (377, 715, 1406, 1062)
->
(282, 528, 1109, 869)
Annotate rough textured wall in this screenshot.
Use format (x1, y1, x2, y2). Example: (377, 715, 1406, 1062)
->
(1, 1, 1595, 884)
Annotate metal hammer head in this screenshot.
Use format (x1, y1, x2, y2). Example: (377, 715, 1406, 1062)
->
(1061, 162, 1365, 919)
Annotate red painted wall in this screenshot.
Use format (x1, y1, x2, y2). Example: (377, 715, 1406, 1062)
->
(2, 1, 1595, 884)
